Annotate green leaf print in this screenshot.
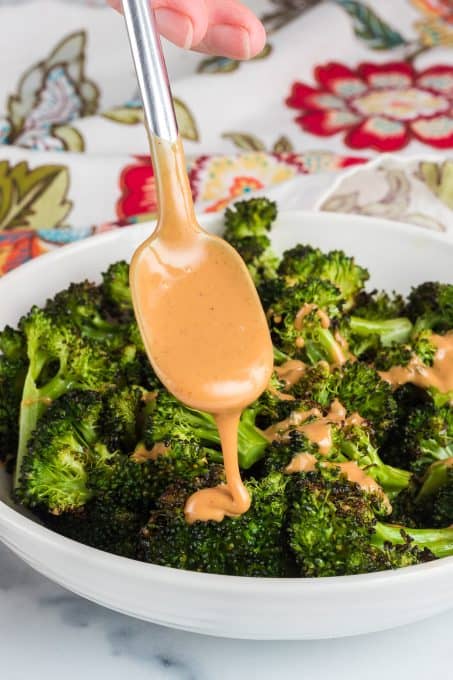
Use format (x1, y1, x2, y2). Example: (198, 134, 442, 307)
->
(335, 1, 408, 49)
(0, 161, 72, 231)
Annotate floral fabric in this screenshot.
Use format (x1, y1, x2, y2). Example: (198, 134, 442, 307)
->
(0, 0, 452, 274)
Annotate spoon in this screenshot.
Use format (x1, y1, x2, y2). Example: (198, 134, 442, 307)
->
(122, 0, 273, 521)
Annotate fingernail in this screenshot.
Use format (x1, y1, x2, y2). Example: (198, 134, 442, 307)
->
(205, 24, 251, 60)
(155, 8, 194, 50)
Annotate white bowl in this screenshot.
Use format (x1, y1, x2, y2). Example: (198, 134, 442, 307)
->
(1, 211, 452, 640)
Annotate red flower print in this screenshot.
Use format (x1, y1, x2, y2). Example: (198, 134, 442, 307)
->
(117, 156, 158, 220)
(0, 231, 43, 275)
(287, 61, 453, 151)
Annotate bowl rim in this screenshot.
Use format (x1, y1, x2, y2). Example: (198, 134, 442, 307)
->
(1, 209, 453, 592)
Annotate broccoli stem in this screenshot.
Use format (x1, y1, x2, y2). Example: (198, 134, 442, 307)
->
(340, 440, 412, 494)
(372, 465, 412, 495)
(181, 407, 268, 470)
(273, 346, 291, 364)
(416, 461, 453, 503)
(373, 522, 453, 559)
(238, 410, 270, 469)
(350, 317, 412, 346)
(306, 328, 344, 365)
(15, 372, 43, 488)
(15, 360, 74, 488)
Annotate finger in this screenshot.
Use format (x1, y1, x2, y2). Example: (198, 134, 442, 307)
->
(108, 0, 266, 59)
(108, 0, 209, 49)
(195, 0, 266, 60)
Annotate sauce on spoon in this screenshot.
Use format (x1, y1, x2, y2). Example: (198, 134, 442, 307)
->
(130, 135, 274, 523)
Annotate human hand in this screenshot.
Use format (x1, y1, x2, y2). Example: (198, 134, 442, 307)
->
(108, 0, 266, 60)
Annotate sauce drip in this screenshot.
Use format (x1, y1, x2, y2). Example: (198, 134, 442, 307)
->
(185, 412, 251, 523)
(131, 442, 168, 462)
(130, 135, 273, 523)
(379, 333, 453, 394)
(294, 303, 330, 331)
(264, 399, 364, 456)
(285, 453, 390, 510)
(275, 359, 307, 389)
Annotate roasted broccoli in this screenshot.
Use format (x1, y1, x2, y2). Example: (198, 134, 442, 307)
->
(14, 308, 117, 487)
(16, 390, 108, 513)
(287, 466, 443, 577)
(294, 361, 398, 443)
(101, 260, 133, 318)
(0, 326, 27, 462)
(277, 244, 368, 309)
(406, 282, 453, 333)
(269, 279, 347, 365)
(140, 472, 290, 576)
(144, 390, 269, 469)
(3, 196, 452, 577)
(223, 198, 279, 286)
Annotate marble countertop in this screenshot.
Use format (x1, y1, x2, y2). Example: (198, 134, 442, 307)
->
(0, 543, 450, 680)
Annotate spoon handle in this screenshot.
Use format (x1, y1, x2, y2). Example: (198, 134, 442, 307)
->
(122, 0, 178, 142)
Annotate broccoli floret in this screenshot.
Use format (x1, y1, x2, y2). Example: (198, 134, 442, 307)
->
(395, 404, 453, 474)
(0, 325, 27, 361)
(224, 197, 277, 239)
(257, 277, 286, 312)
(295, 362, 397, 443)
(374, 330, 438, 371)
(337, 291, 413, 359)
(339, 424, 412, 495)
(16, 390, 110, 513)
(269, 279, 347, 365)
(117, 324, 161, 390)
(42, 438, 222, 558)
(101, 260, 133, 318)
(347, 316, 412, 356)
(332, 363, 398, 441)
(46, 502, 142, 559)
(263, 430, 318, 474)
(353, 290, 406, 319)
(277, 245, 368, 310)
(223, 198, 279, 286)
(144, 390, 268, 470)
(262, 407, 410, 494)
(100, 385, 144, 453)
(430, 467, 453, 527)
(287, 466, 433, 576)
(140, 472, 291, 576)
(46, 281, 127, 350)
(0, 325, 28, 462)
(406, 282, 453, 333)
(14, 308, 117, 487)
(0, 355, 27, 463)
(250, 372, 297, 431)
(92, 439, 221, 514)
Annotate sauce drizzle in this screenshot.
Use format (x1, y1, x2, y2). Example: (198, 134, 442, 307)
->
(264, 399, 364, 456)
(285, 453, 391, 510)
(379, 333, 453, 394)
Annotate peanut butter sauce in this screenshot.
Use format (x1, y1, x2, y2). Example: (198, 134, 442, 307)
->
(264, 399, 363, 456)
(130, 136, 273, 523)
(275, 359, 307, 388)
(295, 303, 330, 331)
(379, 333, 453, 394)
(285, 453, 390, 510)
(131, 442, 168, 462)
